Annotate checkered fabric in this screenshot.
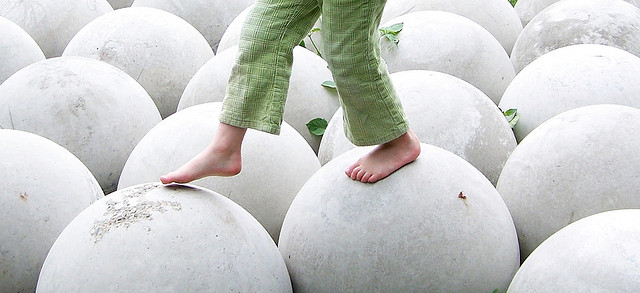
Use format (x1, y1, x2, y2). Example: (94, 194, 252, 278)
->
(220, 0, 408, 146)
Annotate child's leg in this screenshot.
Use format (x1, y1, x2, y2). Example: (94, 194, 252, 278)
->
(321, 0, 420, 182)
(161, 0, 320, 184)
(219, 0, 322, 134)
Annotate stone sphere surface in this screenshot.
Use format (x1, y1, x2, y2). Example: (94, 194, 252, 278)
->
(514, 0, 640, 27)
(0, 57, 162, 194)
(178, 46, 339, 153)
(63, 7, 214, 118)
(497, 105, 640, 260)
(499, 44, 640, 142)
(279, 144, 520, 292)
(381, 0, 522, 54)
(36, 183, 292, 292)
(511, 0, 640, 73)
(132, 0, 254, 51)
(0, 130, 103, 293)
(118, 102, 320, 241)
(0, 0, 113, 58)
(380, 11, 514, 104)
(508, 209, 640, 292)
(0, 16, 45, 85)
(319, 70, 516, 185)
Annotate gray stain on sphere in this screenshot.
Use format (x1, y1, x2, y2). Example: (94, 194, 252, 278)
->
(89, 183, 181, 243)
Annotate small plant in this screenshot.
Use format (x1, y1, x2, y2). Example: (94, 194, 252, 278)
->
(501, 108, 520, 128)
(300, 27, 323, 57)
(379, 23, 404, 46)
(306, 117, 328, 136)
(321, 80, 337, 89)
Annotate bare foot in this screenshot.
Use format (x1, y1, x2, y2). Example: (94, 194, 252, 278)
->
(160, 123, 247, 184)
(345, 128, 421, 183)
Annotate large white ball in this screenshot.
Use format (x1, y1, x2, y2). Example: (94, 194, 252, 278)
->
(496, 105, 640, 260)
(0, 16, 45, 85)
(0, 130, 103, 293)
(499, 44, 640, 142)
(381, 0, 522, 55)
(131, 0, 254, 51)
(217, 4, 323, 56)
(118, 103, 320, 241)
(508, 209, 640, 292)
(279, 144, 520, 292)
(0, 57, 161, 194)
(0, 0, 113, 58)
(178, 46, 339, 153)
(63, 7, 214, 118)
(36, 183, 292, 292)
(319, 70, 516, 185)
(511, 0, 640, 73)
(514, 0, 640, 27)
(380, 11, 514, 104)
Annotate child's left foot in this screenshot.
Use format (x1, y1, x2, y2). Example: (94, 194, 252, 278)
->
(345, 128, 421, 183)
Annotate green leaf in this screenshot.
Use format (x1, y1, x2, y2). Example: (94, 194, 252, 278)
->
(321, 80, 337, 89)
(501, 108, 520, 128)
(509, 0, 518, 7)
(306, 118, 328, 136)
(379, 22, 404, 46)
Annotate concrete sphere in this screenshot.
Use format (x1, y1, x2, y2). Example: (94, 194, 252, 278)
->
(0, 57, 162, 194)
(63, 7, 214, 118)
(508, 209, 640, 292)
(0, 129, 103, 293)
(36, 183, 292, 292)
(118, 103, 320, 241)
(380, 11, 514, 104)
(319, 70, 516, 185)
(217, 4, 323, 56)
(496, 105, 640, 261)
(107, 0, 134, 9)
(514, 0, 640, 27)
(279, 144, 519, 292)
(0, 0, 113, 58)
(511, 0, 640, 73)
(178, 46, 339, 153)
(132, 0, 254, 51)
(499, 44, 640, 142)
(0, 16, 45, 85)
(381, 0, 522, 55)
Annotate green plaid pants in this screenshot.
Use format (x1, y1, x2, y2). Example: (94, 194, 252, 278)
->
(220, 0, 408, 146)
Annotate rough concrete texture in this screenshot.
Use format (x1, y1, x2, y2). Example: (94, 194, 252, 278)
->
(511, 0, 640, 73)
(0, 57, 162, 194)
(508, 209, 640, 292)
(319, 70, 516, 185)
(132, 0, 254, 52)
(118, 102, 320, 241)
(0, 130, 103, 293)
(0, 16, 45, 85)
(0, 0, 113, 58)
(499, 44, 640, 142)
(515, 0, 640, 27)
(63, 7, 214, 118)
(381, 0, 522, 55)
(279, 144, 520, 292)
(497, 105, 640, 261)
(380, 11, 515, 104)
(36, 183, 292, 292)
(178, 46, 339, 153)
